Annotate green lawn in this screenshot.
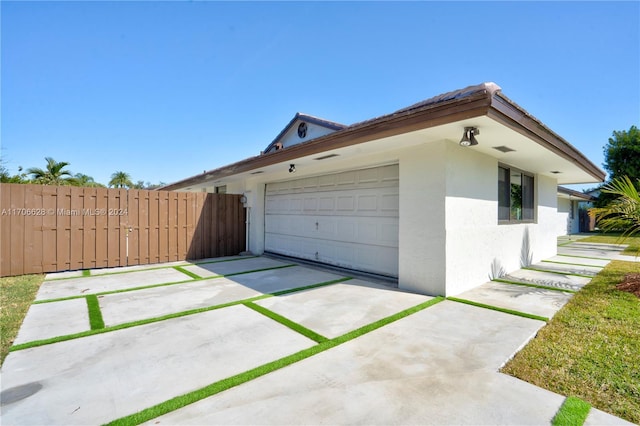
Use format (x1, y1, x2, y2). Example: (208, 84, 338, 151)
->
(579, 232, 640, 256)
(0, 274, 44, 365)
(502, 259, 640, 424)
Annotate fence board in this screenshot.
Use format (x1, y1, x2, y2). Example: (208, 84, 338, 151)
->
(24, 185, 43, 274)
(42, 186, 58, 272)
(95, 188, 108, 268)
(56, 186, 71, 272)
(10, 185, 26, 276)
(0, 184, 246, 276)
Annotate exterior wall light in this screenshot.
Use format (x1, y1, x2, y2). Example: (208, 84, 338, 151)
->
(460, 127, 479, 146)
(289, 164, 296, 173)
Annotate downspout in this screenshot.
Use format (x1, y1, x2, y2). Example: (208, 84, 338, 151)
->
(240, 193, 251, 255)
(245, 207, 251, 253)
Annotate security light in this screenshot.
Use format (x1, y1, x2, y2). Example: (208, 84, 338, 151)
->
(460, 127, 479, 147)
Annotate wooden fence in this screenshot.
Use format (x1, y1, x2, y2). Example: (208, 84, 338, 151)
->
(0, 184, 246, 277)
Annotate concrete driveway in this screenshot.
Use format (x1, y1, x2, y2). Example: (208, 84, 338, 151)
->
(1, 244, 636, 425)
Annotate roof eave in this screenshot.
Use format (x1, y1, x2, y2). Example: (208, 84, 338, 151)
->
(488, 93, 605, 183)
(160, 91, 494, 190)
(558, 186, 595, 201)
(161, 85, 606, 191)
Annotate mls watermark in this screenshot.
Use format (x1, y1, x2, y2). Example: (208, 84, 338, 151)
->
(1, 208, 128, 216)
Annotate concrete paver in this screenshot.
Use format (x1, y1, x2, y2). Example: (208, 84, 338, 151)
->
(97, 264, 343, 327)
(503, 269, 592, 291)
(3, 240, 636, 426)
(88, 256, 245, 276)
(43, 270, 84, 280)
(0, 305, 316, 425)
(13, 299, 89, 344)
(99, 277, 263, 326)
(222, 265, 346, 293)
(36, 267, 193, 301)
(255, 279, 431, 338)
(558, 242, 640, 262)
(585, 407, 636, 426)
(181, 256, 291, 278)
(148, 301, 562, 425)
(455, 281, 573, 319)
(545, 255, 611, 268)
(529, 261, 603, 277)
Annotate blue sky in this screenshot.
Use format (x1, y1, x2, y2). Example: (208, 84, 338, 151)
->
(2, 1, 639, 189)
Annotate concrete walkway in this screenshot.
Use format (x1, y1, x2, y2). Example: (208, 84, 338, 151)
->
(1, 244, 636, 425)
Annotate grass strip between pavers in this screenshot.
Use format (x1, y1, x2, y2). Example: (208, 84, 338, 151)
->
(493, 278, 578, 294)
(244, 302, 328, 343)
(552, 396, 591, 426)
(557, 253, 615, 261)
(33, 264, 297, 304)
(10, 277, 352, 352)
(104, 296, 445, 426)
(522, 267, 594, 279)
(173, 266, 202, 280)
(447, 297, 549, 322)
(86, 295, 105, 330)
(541, 259, 605, 269)
(43, 256, 259, 281)
(270, 276, 352, 296)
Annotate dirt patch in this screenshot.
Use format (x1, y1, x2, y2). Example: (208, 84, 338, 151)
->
(616, 274, 640, 298)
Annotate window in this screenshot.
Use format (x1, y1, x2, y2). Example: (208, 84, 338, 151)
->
(215, 185, 227, 194)
(498, 165, 534, 223)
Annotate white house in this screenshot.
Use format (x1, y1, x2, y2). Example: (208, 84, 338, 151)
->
(556, 186, 596, 235)
(163, 82, 605, 297)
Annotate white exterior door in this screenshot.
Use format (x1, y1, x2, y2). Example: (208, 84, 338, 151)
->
(265, 164, 399, 277)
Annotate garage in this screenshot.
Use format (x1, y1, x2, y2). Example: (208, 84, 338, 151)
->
(264, 164, 399, 277)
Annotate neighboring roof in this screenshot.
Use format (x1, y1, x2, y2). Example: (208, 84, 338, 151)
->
(262, 113, 346, 154)
(557, 186, 595, 201)
(161, 82, 606, 191)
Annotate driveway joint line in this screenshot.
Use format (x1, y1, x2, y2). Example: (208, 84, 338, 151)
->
(42, 256, 260, 281)
(103, 296, 445, 426)
(10, 277, 352, 352)
(557, 253, 617, 261)
(244, 302, 328, 343)
(521, 267, 594, 278)
(493, 278, 578, 293)
(173, 266, 202, 280)
(552, 396, 591, 426)
(86, 295, 105, 330)
(541, 259, 605, 268)
(33, 264, 298, 304)
(447, 297, 549, 322)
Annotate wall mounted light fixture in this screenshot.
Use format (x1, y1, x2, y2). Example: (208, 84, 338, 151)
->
(459, 127, 479, 147)
(289, 164, 296, 173)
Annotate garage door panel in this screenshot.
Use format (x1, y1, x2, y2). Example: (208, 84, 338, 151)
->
(264, 234, 398, 277)
(265, 165, 398, 277)
(265, 215, 398, 246)
(265, 164, 398, 196)
(266, 187, 398, 217)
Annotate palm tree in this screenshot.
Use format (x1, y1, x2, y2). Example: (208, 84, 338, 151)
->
(589, 176, 640, 252)
(27, 157, 76, 185)
(109, 171, 133, 189)
(74, 173, 104, 188)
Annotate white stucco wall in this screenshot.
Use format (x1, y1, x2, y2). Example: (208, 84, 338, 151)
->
(196, 139, 560, 297)
(556, 197, 572, 236)
(442, 144, 558, 296)
(398, 142, 447, 295)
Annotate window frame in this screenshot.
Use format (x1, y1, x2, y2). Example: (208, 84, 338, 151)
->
(498, 164, 536, 225)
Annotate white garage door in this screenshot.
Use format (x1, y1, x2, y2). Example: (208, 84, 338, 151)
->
(265, 164, 399, 277)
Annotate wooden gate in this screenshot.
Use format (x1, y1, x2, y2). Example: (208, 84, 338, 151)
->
(0, 184, 246, 277)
